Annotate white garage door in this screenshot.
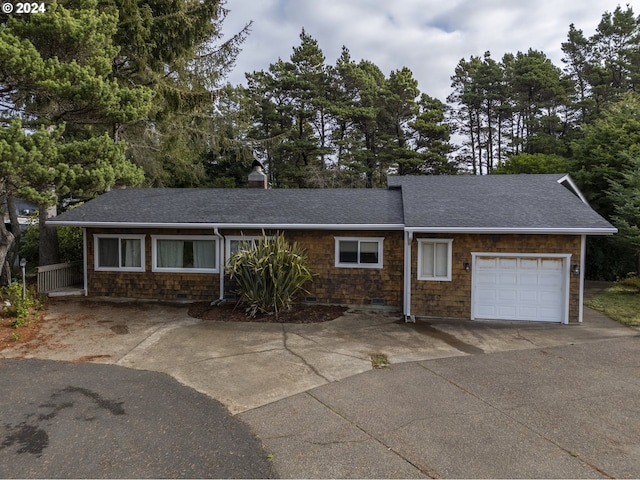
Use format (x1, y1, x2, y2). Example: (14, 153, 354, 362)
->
(472, 255, 567, 323)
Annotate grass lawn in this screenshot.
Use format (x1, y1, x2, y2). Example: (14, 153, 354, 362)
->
(585, 285, 640, 326)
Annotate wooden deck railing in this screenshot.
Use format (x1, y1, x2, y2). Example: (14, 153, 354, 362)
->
(37, 261, 83, 294)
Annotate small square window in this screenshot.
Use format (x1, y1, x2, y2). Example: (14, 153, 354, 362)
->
(418, 239, 453, 281)
(335, 238, 383, 268)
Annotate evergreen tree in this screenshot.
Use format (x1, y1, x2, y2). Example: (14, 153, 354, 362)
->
(0, 0, 151, 266)
(607, 155, 640, 274)
(107, 0, 251, 186)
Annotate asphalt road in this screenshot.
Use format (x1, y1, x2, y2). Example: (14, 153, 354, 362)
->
(0, 359, 275, 479)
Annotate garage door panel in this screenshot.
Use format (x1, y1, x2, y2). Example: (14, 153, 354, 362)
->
(475, 287, 498, 301)
(540, 290, 562, 303)
(541, 259, 563, 270)
(499, 258, 517, 269)
(518, 289, 539, 302)
(519, 273, 539, 286)
(497, 306, 518, 318)
(498, 272, 517, 283)
(476, 271, 497, 285)
(473, 255, 566, 323)
(477, 258, 499, 269)
(475, 305, 498, 317)
(518, 304, 541, 316)
(540, 273, 563, 287)
(519, 258, 539, 269)
(497, 289, 518, 302)
(539, 306, 562, 318)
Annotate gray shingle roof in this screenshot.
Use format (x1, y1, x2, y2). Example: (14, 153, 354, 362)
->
(50, 188, 405, 227)
(387, 174, 615, 233)
(49, 175, 616, 234)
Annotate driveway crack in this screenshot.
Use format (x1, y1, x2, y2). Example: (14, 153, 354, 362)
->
(307, 391, 438, 478)
(282, 326, 330, 382)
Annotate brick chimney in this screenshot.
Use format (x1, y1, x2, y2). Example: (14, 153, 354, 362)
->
(248, 159, 268, 189)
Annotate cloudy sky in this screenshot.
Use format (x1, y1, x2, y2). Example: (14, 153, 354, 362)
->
(220, 0, 624, 101)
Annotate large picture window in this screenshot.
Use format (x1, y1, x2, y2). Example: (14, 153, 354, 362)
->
(418, 239, 453, 281)
(152, 235, 218, 273)
(335, 237, 383, 268)
(94, 235, 145, 272)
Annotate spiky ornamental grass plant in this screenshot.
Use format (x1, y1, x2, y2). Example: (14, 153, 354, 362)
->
(226, 233, 313, 319)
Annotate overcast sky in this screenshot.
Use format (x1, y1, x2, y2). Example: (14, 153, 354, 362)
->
(220, 0, 624, 101)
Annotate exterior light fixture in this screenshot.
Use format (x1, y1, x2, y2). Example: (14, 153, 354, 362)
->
(464, 262, 470, 272)
(572, 264, 580, 276)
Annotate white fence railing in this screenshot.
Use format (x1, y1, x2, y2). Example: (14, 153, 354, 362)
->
(37, 261, 83, 294)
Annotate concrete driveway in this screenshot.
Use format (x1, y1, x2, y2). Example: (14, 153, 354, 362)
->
(1, 297, 636, 415)
(2, 295, 640, 478)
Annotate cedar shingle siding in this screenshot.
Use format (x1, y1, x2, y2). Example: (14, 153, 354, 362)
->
(410, 233, 582, 323)
(286, 230, 404, 307)
(87, 228, 220, 301)
(86, 228, 405, 306)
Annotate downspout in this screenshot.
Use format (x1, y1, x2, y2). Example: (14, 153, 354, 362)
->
(404, 230, 415, 323)
(578, 234, 586, 323)
(82, 228, 88, 296)
(213, 227, 225, 305)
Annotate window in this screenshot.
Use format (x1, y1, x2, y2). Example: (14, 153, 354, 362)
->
(418, 239, 453, 281)
(335, 237, 383, 268)
(95, 235, 145, 272)
(225, 236, 273, 262)
(152, 235, 218, 273)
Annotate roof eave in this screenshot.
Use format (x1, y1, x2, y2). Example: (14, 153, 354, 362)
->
(46, 221, 406, 231)
(404, 226, 618, 235)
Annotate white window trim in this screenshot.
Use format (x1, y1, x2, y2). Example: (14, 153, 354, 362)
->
(151, 235, 219, 273)
(225, 235, 273, 263)
(417, 238, 453, 281)
(334, 237, 384, 269)
(94, 234, 146, 272)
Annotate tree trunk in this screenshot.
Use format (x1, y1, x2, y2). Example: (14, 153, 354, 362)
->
(38, 203, 59, 266)
(5, 194, 21, 273)
(0, 221, 15, 286)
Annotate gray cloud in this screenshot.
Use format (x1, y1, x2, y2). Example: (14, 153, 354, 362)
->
(221, 0, 622, 100)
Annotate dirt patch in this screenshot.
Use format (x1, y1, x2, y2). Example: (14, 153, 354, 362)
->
(71, 354, 113, 363)
(188, 301, 348, 324)
(0, 310, 44, 352)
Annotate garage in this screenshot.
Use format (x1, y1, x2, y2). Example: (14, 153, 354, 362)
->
(471, 254, 569, 323)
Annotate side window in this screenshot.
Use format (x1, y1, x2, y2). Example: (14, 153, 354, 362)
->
(418, 239, 453, 281)
(335, 237, 383, 268)
(95, 235, 145, 272)
(225, 236, 272, 262)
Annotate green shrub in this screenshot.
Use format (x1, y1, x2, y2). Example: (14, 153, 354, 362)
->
(617, 274, 640, 293)
(2, 282, 42, 327)
(19, 214, 40, 265)
(226, 233, 313, 319)
(18, 208, 84, 265)
(58, 224, 83, 262)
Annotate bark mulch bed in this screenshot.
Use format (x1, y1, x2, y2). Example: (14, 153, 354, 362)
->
(188, 301, 348, 323)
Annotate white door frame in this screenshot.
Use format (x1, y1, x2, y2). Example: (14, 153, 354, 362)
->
(471, 252, 572, 324)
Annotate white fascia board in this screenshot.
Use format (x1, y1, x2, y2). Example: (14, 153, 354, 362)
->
(557, 174, 589, 205)
(46, 221, 405, 231)
(405, 226, 618, 235)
